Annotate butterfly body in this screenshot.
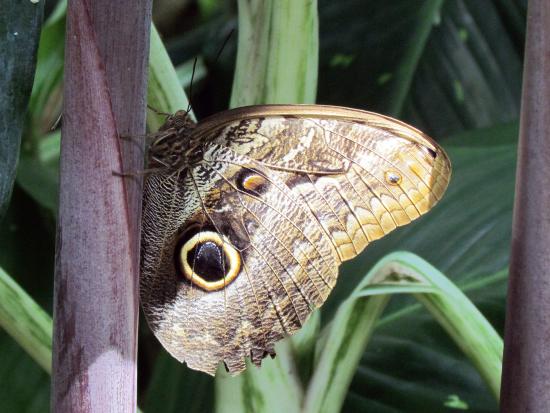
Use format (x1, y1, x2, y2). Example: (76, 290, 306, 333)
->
(140, 105, 451, 375)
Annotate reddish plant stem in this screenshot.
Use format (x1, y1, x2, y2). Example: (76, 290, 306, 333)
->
(501, 1, 550, 411)
(51, 0, 151, 411)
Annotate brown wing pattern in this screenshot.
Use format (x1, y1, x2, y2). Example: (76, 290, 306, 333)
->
(140, 105, 451, 375)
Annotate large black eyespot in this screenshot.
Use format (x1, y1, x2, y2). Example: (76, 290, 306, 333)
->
(177, 230, 241, 291)
(186, 241, 226, 282)
(236, 169, 268, 196)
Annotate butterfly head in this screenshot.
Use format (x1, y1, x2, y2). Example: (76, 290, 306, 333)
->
(158, 110, 195, 132)
(147, 112, 199, 169)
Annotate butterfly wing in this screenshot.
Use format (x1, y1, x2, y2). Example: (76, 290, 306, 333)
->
(202, 105, 450, 260)
(140, 105, 451, 375)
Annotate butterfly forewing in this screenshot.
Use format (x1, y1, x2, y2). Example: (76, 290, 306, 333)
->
(140, 105, 451, 375)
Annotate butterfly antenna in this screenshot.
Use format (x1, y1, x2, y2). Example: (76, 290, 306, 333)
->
(184, 28, 234, 116)
(214, 28, 235, 64)
(186, 57, 198, 115)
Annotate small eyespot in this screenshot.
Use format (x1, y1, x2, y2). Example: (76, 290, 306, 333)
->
(237, 170, 268, 195)
(420, 146, 437, 159)
(177, 230, 241, 291)
(414, 143, 438, 162)
(385, 171, 402, 186)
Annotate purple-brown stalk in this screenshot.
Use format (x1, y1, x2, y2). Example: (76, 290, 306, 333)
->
(501, 1, 550, 411)
(51, 0, 152, 411)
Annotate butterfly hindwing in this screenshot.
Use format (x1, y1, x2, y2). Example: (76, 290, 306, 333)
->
(140, 105, 451, 375)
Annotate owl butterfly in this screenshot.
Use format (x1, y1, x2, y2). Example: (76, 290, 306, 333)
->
(140, 105, 451, 375)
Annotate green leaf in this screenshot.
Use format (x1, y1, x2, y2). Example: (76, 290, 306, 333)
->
(289, 310, 321, 385)
(0, 0, 44, 220)
(402, 0, 523, 136)
(0, 266, 52, 373)
(305, 293, 389, 413)
(215, 340, 304, 413)
(367, 255, 503, 398)
(385, 0, 445, 117)
(230, 0, 318, 107)
(317, 0, 523, 137)
(303, 252, 503, 413)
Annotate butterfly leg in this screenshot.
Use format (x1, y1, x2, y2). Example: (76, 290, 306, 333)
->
(112, 167, 163, 179)
(147, 104, 172, 117)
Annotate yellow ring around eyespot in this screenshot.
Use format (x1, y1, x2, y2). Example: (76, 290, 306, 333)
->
(179, 230, 241, 291)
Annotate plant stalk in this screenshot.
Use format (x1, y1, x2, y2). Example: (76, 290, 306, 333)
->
(51, 0, 151, 411)
(501, 0, 550, 410)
